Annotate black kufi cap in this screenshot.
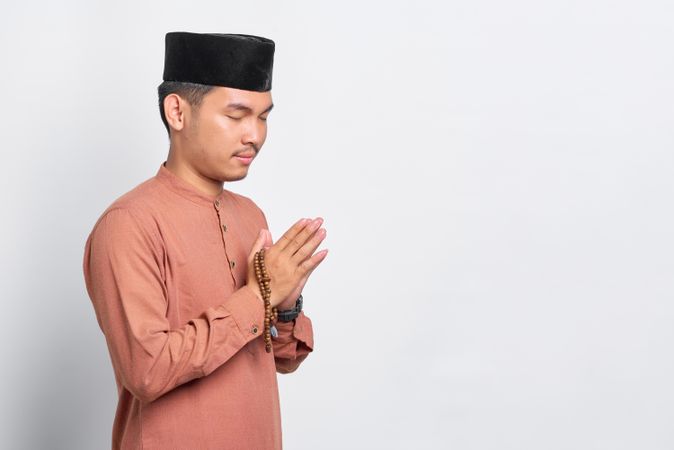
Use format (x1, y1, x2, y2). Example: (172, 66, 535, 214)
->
(162, 32, 275, 91)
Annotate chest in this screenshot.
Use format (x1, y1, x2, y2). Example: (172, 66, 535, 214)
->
(158, 204, 263, 325)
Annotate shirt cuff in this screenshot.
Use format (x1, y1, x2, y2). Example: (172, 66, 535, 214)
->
(273, 311, 314, 351)
(219, 284, 266, 343)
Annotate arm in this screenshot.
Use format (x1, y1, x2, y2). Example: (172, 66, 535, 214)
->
(83, 208, 265, 403)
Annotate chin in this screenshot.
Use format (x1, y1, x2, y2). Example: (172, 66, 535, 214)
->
(223, 169, 249, 182)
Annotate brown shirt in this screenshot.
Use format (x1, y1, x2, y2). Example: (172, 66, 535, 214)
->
(82, 162, 314, 449)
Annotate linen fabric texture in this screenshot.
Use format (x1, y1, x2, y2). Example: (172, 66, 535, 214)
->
(82, 162, 313, 449)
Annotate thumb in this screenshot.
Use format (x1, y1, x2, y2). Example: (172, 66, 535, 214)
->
(248, 229, 269, 263)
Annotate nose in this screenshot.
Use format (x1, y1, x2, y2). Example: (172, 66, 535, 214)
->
(242, 119, 266, 152)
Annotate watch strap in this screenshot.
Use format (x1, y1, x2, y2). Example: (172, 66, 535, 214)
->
(277, 295, 303, 322)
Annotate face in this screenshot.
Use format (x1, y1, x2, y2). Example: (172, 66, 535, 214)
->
(176, 86, 273, 183)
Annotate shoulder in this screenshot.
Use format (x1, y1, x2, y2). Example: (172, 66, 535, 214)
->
(105, 177, 164, 218)
(87, 177, 165, 247)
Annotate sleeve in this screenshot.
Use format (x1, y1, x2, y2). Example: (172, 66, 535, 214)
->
(272, 311, 314, 374)
(254, 206, 316, 374)
(82, 207, 265, 403)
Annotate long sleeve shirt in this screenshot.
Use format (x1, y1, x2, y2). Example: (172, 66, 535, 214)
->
(82, 161, 314, 450)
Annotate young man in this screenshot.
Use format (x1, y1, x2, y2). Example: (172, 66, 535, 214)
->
(82, 32, 328, 449)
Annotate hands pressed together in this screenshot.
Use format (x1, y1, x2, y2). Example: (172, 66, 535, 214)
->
(246, 217, 328, 310)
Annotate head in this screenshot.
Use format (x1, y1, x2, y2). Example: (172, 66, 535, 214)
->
(158, 80, 273, 183)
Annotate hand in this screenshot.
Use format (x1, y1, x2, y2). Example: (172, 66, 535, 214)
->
(277, 272, 309, 311)
(246, 217, 328, 308)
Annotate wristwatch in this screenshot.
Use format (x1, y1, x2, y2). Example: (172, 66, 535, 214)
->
(277, 295, 303, 322)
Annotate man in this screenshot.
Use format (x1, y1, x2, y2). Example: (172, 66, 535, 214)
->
(82, 32, 328, 449)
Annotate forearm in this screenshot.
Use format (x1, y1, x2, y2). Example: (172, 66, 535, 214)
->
(99, 285, 264, 402)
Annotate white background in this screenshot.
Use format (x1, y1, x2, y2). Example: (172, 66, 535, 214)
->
(1, 1, 673, 449)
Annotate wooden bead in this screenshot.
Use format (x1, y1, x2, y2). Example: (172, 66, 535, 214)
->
(254, 249, 275, 353)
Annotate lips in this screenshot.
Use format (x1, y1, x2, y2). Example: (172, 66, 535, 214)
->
(234, 150, 255, 158)
(234, 151, 255, 166)
(235, 153, 255, 158)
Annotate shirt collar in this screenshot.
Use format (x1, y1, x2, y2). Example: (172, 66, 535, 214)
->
(155, 161, 229, 208)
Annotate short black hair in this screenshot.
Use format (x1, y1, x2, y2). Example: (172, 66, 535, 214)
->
(157, 81, 215, 136)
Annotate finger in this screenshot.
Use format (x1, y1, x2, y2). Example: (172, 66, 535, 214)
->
(292, 227, 326, 263)
(276, 218, 310, 251)
(284, 217, 323, 256)
(298, 249, 329, 277)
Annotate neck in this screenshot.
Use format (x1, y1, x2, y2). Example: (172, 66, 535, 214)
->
(165, 147, 224, 197)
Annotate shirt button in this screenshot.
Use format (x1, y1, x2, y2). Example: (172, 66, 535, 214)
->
(251, 325, 259, 334)
(230, 260, 236, 268)
(214, 199, 220, 209)
(222, 224, 227, 232)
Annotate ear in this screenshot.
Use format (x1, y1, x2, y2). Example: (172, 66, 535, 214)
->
(163, 93, 186, 132)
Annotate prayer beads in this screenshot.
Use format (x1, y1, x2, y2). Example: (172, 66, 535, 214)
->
(253, 248, 278, 352)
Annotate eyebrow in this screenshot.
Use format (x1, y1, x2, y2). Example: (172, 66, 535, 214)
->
(226, 102, 274, 114)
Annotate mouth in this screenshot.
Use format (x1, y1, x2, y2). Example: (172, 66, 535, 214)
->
(234, 150, 256, 165)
